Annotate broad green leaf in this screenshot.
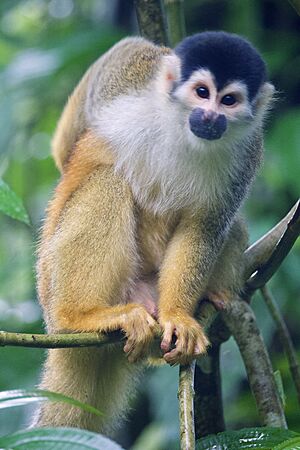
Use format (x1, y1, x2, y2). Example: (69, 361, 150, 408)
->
(274, 437, 300, 450)
(0, 427, 124, 450)
(0, 389, 103, 417)
(0, 179, 30, 225)
(196, 427, 299, 450)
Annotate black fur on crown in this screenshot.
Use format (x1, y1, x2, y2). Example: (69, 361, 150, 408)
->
(175, 31, 267, 101)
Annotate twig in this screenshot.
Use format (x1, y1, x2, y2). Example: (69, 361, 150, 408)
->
(288, 0, 300, 16)
(178, 361, 196, 450)
(222, 298, 287, 428)
(164, 0, 186, 47)
(134, 0, 169, 45)
(244, 200, 300, 284)
(0, 330, 123, 348)
(261, 285, 300, 406)
(194, 345, 225, 438)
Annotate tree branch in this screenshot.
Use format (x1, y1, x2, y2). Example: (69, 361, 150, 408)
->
(261, 285, 300, 406)
(178, 361, 196, 450)
(0, 330, 123, 348)
(288, 0, 300, 16)
(194, 345, 225, 438)
(134, 0, 169, 45)
(244, 199, 300, 282)
(164, 0, 186, 47)
(245, 200, 300, 294)
(222, 298, 287, 428)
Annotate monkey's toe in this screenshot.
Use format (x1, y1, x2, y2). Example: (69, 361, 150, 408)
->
(122, 305, 158, 362)
(160, 312, 209, 365)
(203, 289, 231, 311)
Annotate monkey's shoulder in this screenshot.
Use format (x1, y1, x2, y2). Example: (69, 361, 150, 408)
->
(88, 37, 172, 103)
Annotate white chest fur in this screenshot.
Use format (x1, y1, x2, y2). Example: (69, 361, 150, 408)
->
(89, 89, 243, 214)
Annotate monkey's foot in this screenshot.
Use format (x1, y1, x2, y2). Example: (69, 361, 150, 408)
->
(159, 311, 209, 365)
(203, 289, 231, 311)
(122, 305, 159, 363)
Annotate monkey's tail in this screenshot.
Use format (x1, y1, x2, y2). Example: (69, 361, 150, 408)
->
(32, 345, 140, 433)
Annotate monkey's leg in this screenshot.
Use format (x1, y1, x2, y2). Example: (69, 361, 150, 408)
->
(204, 216, 248, 309)
(35, 166, 156, 431)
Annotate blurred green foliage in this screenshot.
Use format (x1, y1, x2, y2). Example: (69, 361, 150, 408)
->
(0, 1, 299, 449)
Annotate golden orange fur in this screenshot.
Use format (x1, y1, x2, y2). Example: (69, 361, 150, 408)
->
(33, 35, 270, 433)
(35, 129, 247, 431)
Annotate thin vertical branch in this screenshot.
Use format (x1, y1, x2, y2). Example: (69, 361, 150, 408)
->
(261, 285, 300, 406)
(164, 0, 186, 46)
(223, 298, 287, 428)
(178, 361, 196, 450)
(134, 0, 169, 45)
(194, 345, 225, 439)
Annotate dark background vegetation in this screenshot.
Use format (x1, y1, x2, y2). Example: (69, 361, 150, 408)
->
(0, 1, 299, 449)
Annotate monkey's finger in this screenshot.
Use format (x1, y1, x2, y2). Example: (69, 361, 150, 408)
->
(123, 338, 134, 355)
(194, 334, 210, 355)
(161, 322, 174, 352)
(124, 339, 143, 362)
(173, 328, 188, 353)
(186, 333, 196, 355)
(163, 348, 180, 365)
(128, 337, 153, 363)
(164, 347, 193, 366)
(127, 351, 142, 363)
(146, 314, 158, 328)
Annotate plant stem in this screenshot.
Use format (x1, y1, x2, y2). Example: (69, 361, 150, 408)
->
(134, 0, 169, 45)
(261, 285, 300, 406)
(223, 298, 287, 428)
(0, 330, 123, 348)
(164, 0, 186, 47)
(194, 345, 225, 438)
(244, 200, 299, 280)
(245, 200, 300, 294)
(178, 361, 196, 450)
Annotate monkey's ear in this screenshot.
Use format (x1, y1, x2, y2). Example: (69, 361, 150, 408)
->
(253, 82, 275, 113)
(156, 54, 181, 94)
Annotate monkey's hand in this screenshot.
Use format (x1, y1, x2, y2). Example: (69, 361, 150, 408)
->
(121, 305, 159, 363)
(159, 310, 209, 365)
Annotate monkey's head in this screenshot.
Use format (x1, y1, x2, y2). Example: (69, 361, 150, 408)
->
(161, 31, 274, 144)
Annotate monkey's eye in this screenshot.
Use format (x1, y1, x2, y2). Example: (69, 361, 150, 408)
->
(195, 86, 210, 99)
(221, 94, 237, 106)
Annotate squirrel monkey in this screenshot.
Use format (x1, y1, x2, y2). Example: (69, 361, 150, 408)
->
(34, 32, 274, 432)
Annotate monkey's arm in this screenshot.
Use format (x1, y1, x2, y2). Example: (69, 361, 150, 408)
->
(204, 216, 248, 308)
(158, 210, 227, 364)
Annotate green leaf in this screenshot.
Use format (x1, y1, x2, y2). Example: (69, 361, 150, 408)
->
(0, 427, 124, 449)
(274, 437, 300, 450)
(0, 179, 30, 225)
(0, 389, 103, 417)
(196, 427, 299, 450)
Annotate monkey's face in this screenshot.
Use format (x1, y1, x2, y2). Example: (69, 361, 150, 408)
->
(173, 69, 255, 142)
